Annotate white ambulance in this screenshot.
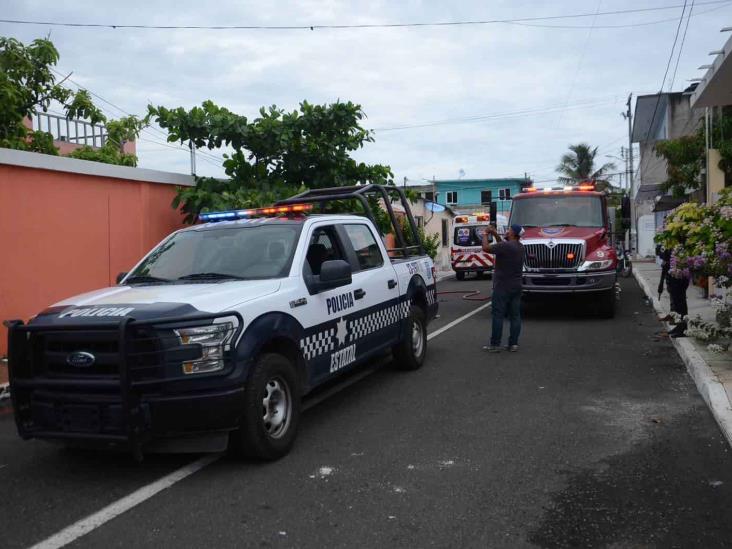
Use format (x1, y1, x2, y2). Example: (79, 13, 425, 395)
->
(451, 212, 508, 280)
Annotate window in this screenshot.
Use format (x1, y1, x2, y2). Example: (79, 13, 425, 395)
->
(344, 224, 384, 270)
(441, 219, 449, 246)
(414, 215, 424, 229)
(510, 196, 604, 228)
(306, 226, 346, 275)
(424, 191, 435, 202)
(129, 225, 301, 281)
(499, 188, 512, 201)
(480, 190, 492, 205)
(454, 225, 489, 247)
(446, 191, 458, 204)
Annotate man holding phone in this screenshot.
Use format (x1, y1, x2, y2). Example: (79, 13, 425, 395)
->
(482, 224, 525, 352)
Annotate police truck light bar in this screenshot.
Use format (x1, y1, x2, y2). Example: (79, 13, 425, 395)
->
(199, 203, 313, 222)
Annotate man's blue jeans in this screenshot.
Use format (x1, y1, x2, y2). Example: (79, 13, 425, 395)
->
(491, 288, 522, 346)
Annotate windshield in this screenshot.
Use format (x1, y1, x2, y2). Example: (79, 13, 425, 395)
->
(510, 196, 604, 228)
(454, 225, 489, 247)
(128, 224, 301, 282)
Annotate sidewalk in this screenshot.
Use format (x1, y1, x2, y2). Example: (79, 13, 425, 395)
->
(633, 262, 732, 446)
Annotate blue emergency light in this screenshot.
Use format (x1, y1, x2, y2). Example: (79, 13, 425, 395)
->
(198, 203, 313, 223)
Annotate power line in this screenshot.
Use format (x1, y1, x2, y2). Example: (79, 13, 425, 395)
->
(669, 0, 696, 91)
(48, 67, 225, 163)
(1, 1, 729, 31)
(373, 97, 621, 132)
(505, 1, 729, 29)
(643, 1, 689, 144)
(557, 0, 603, 128)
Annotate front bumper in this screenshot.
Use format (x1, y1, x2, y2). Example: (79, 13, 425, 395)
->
(522, 270, 616, 293)
(7, 313, 245, 456)
(452, 264, 493, 273)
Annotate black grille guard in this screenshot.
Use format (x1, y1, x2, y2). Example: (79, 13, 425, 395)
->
(6, 311, 243, 460)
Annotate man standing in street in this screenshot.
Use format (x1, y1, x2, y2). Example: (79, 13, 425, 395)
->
(481, 223, 525, 352)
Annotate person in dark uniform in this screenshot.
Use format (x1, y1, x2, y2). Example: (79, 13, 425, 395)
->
(657, 246, 689, 337)
(481, 224, 525, 352)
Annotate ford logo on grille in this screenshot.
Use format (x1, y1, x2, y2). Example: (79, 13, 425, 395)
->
(66, 351, 96, 368)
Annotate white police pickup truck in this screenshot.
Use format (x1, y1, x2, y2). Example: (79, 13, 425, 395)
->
(6, 185, 437, 460)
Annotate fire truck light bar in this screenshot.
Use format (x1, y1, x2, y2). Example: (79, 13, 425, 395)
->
(199, 203, 313, 222)
(521, 182, 596, 193)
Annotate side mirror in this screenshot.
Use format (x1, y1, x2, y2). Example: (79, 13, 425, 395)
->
(308, 260, 352, 294)
(116, 272, 128, 284)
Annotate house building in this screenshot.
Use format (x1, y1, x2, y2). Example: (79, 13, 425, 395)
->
(409, 178, 527, 215)
(631, 87, 702, 256)
(23, 111, 136, 156)
(391, 193, 456, 271)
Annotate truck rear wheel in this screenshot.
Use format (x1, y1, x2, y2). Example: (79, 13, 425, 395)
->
(456, 271, 465, 281)
(393, 305, 427, 370)
(230, 353, 301, 460)
(598, 289, 616, 319)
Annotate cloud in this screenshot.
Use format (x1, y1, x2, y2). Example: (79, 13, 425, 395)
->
(1, 0, 729, 183)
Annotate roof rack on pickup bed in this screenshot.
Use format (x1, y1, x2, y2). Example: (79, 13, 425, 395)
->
(276, 184, 424, 258)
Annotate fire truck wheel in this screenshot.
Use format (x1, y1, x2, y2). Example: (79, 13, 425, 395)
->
(476, 271, 484, 279)
(393, 305, 427, 370)
(230, 353, 301, 461)
(456, 271, 465, 281)
(598, 289, 616, 319)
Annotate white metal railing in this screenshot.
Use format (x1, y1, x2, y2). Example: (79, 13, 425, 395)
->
(32, 111, 108, 148)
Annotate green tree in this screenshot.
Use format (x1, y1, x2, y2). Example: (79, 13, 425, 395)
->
(0, 36, 105, 154)
(146, 100, 394, 223)
(556, 143, 617, 190)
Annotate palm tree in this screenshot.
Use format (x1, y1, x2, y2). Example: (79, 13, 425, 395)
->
(556, 143, 616, 190)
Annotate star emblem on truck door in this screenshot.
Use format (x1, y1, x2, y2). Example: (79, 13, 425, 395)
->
(335, 317, 348, 347)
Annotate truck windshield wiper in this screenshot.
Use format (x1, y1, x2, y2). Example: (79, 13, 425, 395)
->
(124, 275, 171, 284)
(544, 224, 574, 227)
(177, 272, 244, 281)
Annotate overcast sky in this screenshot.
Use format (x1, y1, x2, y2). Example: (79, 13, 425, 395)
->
(3, 0, 732, 186)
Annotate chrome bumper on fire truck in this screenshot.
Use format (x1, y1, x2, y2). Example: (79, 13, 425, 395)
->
(522, 270, 616, 293)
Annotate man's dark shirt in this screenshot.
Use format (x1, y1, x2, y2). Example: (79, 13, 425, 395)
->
(488, 240, 524, 293)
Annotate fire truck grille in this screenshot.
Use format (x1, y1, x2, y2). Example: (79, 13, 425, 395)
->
(524, 243, 584, 269)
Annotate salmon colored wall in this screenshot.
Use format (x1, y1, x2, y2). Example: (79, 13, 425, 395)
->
(0, 164, 185, 355)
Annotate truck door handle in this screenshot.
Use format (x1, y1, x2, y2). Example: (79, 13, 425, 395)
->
(354, 289, 366, 299)
(388, 279, 397, 289)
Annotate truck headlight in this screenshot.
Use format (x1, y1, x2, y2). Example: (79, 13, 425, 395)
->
(175, 322, 234, 375)
(578, 259, 614, 272)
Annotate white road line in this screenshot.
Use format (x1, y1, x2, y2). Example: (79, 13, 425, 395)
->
(427, 301, 492, 341)
(29, 454, 220, 549)
(29, 299, 490, 547)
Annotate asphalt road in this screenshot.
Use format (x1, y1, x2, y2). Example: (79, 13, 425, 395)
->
(2, 276, 732, 548)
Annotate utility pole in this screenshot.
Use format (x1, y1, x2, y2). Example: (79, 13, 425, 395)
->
(189, 141, 197, 176)
(621, 93, 634, 252)
(624, 94, 633, 193)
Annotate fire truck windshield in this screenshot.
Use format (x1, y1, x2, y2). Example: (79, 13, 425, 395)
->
(510, 195, 604, 228)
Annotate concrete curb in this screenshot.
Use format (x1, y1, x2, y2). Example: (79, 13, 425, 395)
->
(633, 268, 732, 448)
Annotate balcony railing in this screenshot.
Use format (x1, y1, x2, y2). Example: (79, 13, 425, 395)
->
(32, 111, 108, 148)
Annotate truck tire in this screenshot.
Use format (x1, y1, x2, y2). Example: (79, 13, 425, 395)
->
(598, 289, 616, 319)
(392, 304, 427, 370)
(456, 271, 465, 281)
(476, 271, 484, 279)
(230, 353, 301, 461)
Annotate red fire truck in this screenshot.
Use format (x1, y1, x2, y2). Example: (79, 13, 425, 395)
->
(509, 183, 618, 317)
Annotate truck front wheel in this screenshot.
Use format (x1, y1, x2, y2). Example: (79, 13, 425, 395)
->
(598, 288, 616, 319)
(393, 304, 427, 370)
(230, 353, 301, 460)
